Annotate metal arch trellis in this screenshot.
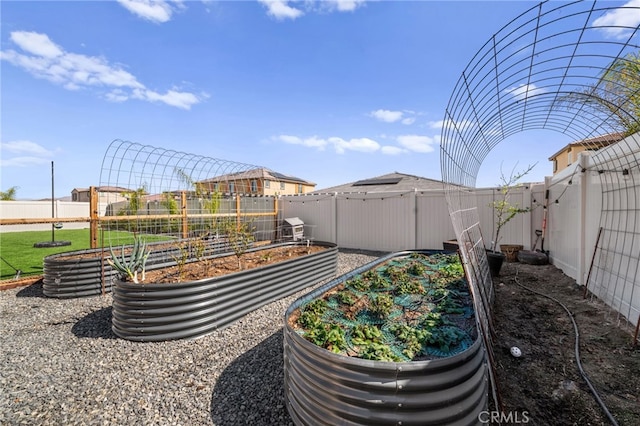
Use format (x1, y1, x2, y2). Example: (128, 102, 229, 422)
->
(98, 139, 282, 249)
(440, 0, 640, 409)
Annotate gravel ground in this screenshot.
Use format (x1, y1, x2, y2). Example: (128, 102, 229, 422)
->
(0, 250, 383, 426)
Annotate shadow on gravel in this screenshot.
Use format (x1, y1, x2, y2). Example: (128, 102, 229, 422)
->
(72, 306, 117, 339)
(16, 280, 45, 298)
(211, 329, 293, 426)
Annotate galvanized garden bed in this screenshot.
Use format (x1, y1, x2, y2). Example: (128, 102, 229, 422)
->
(42, 237, 233, 298)
(112, 241, 337, 341)
(283, 250, 487, 425)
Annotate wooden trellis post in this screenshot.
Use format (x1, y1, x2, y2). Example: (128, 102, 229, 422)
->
(181, 191, 188, 239)
(90, 186, 98, 249)
(236, 195, 241, 229)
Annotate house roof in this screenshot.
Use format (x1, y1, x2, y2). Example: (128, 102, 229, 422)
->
(548, 132, 625, 160)
(199, 167, 315, 186)
(72, 186, 132, 193)
(312, 172, 449, 194)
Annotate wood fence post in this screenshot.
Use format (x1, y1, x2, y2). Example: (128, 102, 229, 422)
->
(90, 186, 98, 249)
(236, 194, 241, 229)
(181, 191, 188, 239)
(274, 196, 279, 241)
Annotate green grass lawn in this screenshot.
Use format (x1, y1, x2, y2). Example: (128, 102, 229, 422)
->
(0, 229, 171, 280)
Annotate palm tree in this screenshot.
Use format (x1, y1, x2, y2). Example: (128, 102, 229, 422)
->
(561, 51, 640, 136)
(0, 186, 18, 200)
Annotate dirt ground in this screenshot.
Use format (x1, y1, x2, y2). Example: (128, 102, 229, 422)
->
(492, 261, 640, 425)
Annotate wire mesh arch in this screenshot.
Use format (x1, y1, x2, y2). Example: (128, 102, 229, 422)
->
(440, 0, 640, 408)
(98, 139, 284, 248)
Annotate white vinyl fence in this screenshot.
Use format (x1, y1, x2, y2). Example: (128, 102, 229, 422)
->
(547, 141, 640, 328)
(279, 186, 536, 253)
(0, 201, 97, 233)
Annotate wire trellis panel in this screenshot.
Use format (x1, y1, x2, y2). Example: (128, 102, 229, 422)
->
(99, 139, 281, 249)
(440, 0, 640, 407)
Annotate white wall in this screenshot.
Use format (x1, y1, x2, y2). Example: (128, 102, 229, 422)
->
(0, 201, 96, 233)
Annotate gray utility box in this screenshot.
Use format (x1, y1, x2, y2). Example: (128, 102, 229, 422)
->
(282, 217, 304, 241)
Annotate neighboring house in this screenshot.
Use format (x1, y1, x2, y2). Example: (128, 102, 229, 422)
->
(312, 172, 449, 193)
(198, 168, 315, 196)
(548, 132, 625, 175)
(71, 186, 131, 204)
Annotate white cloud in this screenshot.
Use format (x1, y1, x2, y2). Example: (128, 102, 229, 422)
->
(0, 156, 51, 167)
(0, 140, 54, 167)
(323, 0, 367, 12)
(396, 135, 437, 153)
(428, 119, 472, 131)
(370, 109, 418, 125)
(328, 137, 379, 154)
(370, 109, 404, 123)
(105, 89, 130, 103)
(133, 87, 205, 110)
(9, 31, 63, 58)
(276, 135, 328, 149)
(1, 140, 53, 156)
(381, 146, 407, 155)
(258, 0, 304, 20)
(592, 0, 640, 39)
(259, 0, 368, 20)
(274, 134, 380, 154)
(1, 31, 203, 110)
(428, 120, 445, 129)
(117, 0, 177, 23)
(274, 132, 442, 155)
(504, 83, 545, 101)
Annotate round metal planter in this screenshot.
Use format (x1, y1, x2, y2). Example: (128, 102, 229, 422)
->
(283, 251, 488, 426)
(42, 238, 234, 299)
(112, 242, 338, 342)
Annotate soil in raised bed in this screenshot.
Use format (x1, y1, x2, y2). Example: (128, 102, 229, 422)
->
(141, 245, 326, 283)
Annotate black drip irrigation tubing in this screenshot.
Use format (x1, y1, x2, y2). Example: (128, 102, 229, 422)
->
(513, 268, 619, 426)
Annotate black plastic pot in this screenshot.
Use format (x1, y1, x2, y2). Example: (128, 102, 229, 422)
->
(112, 242, 338, 341)
(486, 250, 506, 277)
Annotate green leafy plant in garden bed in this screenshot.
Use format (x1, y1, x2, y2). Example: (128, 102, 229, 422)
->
(291, 252, 477, 362)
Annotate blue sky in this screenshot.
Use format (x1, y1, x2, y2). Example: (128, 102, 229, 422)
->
(0, 0, 633, 199)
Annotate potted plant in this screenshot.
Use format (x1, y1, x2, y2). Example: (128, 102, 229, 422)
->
(487, 163, 535, 276)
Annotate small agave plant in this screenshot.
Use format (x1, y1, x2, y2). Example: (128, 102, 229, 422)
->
(108, 236, 151, 283)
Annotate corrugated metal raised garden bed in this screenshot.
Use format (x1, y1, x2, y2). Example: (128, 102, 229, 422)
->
(284, 250, 487, 425)
(43, 237, 234, 298)
(112, 241, 337, 342)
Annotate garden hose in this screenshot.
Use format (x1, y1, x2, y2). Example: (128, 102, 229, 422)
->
(512, 269, 619, 426)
